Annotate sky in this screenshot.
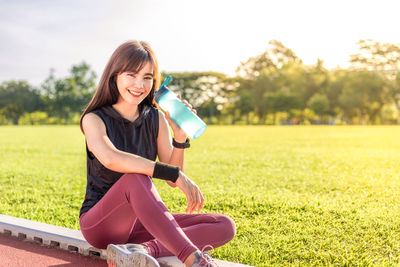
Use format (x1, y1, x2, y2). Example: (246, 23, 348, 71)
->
(0, 0, 399, 86)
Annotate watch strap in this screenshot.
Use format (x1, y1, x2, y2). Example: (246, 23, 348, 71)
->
(172, 137, 190, 149)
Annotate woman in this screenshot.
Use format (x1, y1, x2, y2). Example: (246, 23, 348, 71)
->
(79, 41, 236, 267)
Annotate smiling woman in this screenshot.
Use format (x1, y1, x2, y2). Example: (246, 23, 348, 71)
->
(79, 41, 160, 124)
(115, 64, 154, 117)
(77, 41, 236, 267)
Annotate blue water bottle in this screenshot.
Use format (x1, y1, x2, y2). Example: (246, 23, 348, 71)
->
(154, 76, 207, 139)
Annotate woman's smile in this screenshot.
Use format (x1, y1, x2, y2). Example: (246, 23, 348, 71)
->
(127, 89, 143, 97)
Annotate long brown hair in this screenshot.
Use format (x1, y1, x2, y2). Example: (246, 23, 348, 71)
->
(79, 41, 161, 133)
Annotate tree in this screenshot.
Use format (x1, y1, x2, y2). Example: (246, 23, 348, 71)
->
(41, 62, 97, 122)
(234, 41, 307, 121)
(338, 71, 388, 123)
(381, 104, 399, 124)
(245, 69, 277, 120)
(327, 69, 347, 112)
(307, 93, 330, 120)
(0, 80, 42, 124)
(161, 71, 235, 120)
(350, 39, 400, 76)
(67, 62, 97, 110)
(263, 91, 301, 113)
(236, 40, 302, 79)
(236, 91, 255, 124)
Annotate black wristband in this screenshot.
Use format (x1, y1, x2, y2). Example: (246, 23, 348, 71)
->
(172, 137, 190, 149)
(152, 162, 179, 182)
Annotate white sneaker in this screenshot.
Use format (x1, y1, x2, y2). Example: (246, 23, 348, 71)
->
(107, 243, 160, 267)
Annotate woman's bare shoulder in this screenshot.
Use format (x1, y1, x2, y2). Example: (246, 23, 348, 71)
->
(157, 109, 166, 120)
(82, 112, 105, 135)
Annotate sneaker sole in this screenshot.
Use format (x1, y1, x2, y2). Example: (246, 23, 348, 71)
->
(107, 244, 160, 267)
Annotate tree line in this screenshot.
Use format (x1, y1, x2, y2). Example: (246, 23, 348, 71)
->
(1, 39, 400, 125)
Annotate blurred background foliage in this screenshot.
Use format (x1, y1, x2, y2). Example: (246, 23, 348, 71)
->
(1, 39, 400, 126)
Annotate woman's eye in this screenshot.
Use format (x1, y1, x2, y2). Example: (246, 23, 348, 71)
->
(128, 74, 135, 77)
(145, 77, 153, 80)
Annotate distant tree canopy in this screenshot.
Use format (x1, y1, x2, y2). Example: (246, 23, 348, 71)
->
(0, 62, 97, 125)
(350, 39, 400, 73)
(1, 39, 400, 125)
(0, 81, 42, 124)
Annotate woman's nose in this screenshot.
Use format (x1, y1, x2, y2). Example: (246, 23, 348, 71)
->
(133, 79, 144, 89)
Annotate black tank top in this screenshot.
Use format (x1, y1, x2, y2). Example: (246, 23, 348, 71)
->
(79, 104, 159, 217)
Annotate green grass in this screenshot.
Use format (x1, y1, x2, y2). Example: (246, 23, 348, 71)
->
(1, 125, 400, 266)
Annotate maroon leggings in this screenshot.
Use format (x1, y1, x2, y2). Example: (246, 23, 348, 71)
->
(79, 173, 236, 263)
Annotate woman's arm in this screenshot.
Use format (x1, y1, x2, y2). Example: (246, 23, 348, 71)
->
(83, 113, 155, 175)
(156, 110, 204, 212)
(83, 111, 203, 213)
(156, 110, 187, 171)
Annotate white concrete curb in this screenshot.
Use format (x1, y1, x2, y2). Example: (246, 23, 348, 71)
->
(0, 214, 251, 266)
(0, 214, 104, 258)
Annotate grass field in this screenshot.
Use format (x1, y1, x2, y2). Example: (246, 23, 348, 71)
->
(1, 125, 400, 266)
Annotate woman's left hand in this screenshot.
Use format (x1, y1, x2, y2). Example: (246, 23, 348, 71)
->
(165, 95, 197, 142)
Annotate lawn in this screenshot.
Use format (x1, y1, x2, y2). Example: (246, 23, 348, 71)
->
(1, 125, 400, 266)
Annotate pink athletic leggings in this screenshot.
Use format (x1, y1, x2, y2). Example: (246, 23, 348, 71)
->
(79, 173, 236, 263)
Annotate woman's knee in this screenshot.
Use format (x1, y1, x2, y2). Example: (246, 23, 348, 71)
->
(217, 214, 236, 242)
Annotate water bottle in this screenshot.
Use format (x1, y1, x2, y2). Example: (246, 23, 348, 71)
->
(154, 76, 207, 139)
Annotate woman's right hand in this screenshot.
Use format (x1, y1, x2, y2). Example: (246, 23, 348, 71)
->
(175, 171, 204, 213)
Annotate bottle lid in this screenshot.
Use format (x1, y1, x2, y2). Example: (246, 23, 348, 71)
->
(154, 76, 172, 102)
(160, 76, 172, 88)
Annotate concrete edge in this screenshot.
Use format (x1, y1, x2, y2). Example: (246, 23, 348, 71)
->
(0, 214, 104, 259)
(0, 214, 251, 266)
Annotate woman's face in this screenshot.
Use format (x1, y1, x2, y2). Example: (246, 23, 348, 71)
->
(115, 61, 154, 106)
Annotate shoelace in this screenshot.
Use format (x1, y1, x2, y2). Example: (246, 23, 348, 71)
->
(197, 255, 210, 266)
(201, 244, 215, 255)
(199, 245, 218, 266)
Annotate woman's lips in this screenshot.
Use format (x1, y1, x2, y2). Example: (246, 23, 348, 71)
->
(128, 89, 143, 97)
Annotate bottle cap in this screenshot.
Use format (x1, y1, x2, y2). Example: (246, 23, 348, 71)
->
(154, 76, 173, 103)
(160, 76, 172, 88)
